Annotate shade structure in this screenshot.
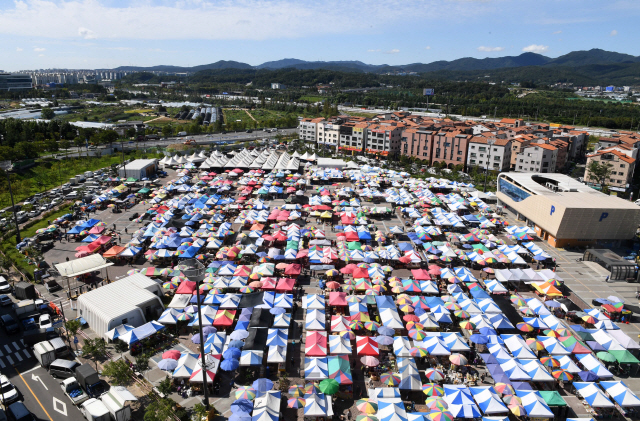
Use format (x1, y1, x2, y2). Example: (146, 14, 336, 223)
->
(319, 378, 340, 395)
(356, 336, 380, 356)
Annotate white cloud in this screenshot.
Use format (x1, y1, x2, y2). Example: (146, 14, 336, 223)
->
(78, 27, 96, 39)
(0, 0, 483, 41)
(16, 47, 23, 52)
(107, 47, 133, 51)
(553, 30, 562, 34)
(38, 54, 44, 57)
(34, 47, 45, 52)
(367, 49, 381, 53)
(424, 46, 431, 50)
(477, 46, 504, 52)
(522, 44, 549, 54)
(384, 49, 400, 54)
(610, 29, 618, 36)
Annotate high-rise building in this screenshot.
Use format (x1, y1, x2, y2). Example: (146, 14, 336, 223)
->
(0, 73, 32, 90)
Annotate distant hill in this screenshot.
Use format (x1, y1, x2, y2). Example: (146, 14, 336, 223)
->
(110, 49, 640, 85)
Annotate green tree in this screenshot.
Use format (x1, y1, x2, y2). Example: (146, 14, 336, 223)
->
(135, 353, 150, 376)
(143, 397, 174, 421)
(162, 124, 173, 138)
(157, 376, 173, 396)
(64, 319, 82, 347)
(113, 340, 129, 358)
(41, 108, 55, 120)
(586, 160, 613, 191)
(82, 338, 106, 369)
(126, 128, 136, 138)
(102, 359, 132, 386)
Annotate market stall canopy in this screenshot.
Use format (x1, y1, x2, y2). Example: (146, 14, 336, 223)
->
(55, 254, 114, 277)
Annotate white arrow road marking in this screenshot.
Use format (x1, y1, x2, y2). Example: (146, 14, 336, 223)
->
(31, 373, 48, 390)
(53, 397, 67, 416)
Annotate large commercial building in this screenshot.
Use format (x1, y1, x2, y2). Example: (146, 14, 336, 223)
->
(0, 73, 32, 91)
(497, 172, 640, 248)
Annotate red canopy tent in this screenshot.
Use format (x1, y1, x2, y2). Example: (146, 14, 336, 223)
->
(411, 269, 431, 280)
(103, 245, 126, 258)
(261, 277, 277, 290)
(329, 292, 348, 307)
(340, 264, 357, 274)
(284, 264, 302, 276)
(353, 268, 370, 278)
(176, 280, 196, 294)
(356, 336, 379, 356)
(276, 278, 296, 292)
(305, 331, 327, 356)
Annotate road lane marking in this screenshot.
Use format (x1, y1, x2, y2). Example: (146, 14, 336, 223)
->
(20, 366, 40, 375)
(22, 349, 30, 358)
(14, 352, 22, 362)
(12, 342, 19, 351)
(14, 367, 54, 421)
(6, 355, 13, 365)
(20, 340, 24, 346)
(53, 397, 67, 416)
(4, 345, 11, 354)
(32, 373, 48, 390)
(0, 359, 5, 369)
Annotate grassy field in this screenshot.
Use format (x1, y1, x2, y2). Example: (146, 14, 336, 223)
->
(299, 95, 325, 102)
(223, 109, 253, 124)
(125, 109, 154, 114)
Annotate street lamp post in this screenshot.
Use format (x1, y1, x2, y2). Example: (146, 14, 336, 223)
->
(483, 138, 496, 193)
(178, 259, 210, 410)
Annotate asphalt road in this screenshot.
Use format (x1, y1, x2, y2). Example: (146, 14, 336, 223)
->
(0, 302, 84, 421)
(57, 128, 298, 158)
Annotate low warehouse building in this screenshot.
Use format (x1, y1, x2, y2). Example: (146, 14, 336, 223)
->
(76, 273, 164, 338)
(118, 159, 158, 180)
(496, 172, 640, 248)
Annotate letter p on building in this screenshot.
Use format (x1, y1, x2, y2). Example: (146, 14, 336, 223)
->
(550, 206, 555, 216)
(599, 212, 609, 222)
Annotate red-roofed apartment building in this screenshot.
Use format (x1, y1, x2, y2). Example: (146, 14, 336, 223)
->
(500, 118, 524, 128)
(431, 131, 472, 169)
(400, 128, 435, 162)
(514, 143, 558, 173)
(467, 137, 513, 171)
(585, 147, 636, 193)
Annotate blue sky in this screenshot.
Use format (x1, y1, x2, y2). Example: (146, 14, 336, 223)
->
(1, 0, 639, 70)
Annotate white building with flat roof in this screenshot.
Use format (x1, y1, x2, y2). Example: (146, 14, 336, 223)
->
(497, 172, 640, 248)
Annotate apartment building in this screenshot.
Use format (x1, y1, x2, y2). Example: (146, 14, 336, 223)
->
(339, 123, 369, 153)
(432, 131, 472, 169)
(365, 124, 403, 156)
(549, 139, 569, 170)
(317, 121, 341, 149)
(499, 118, 524, 128)
(585, 148, 636, 193)
(514, 144, 558, 173)
(401, 129, 435, 161)
(467, 137, 512, 172)
(299, 117, 324, 143)
(509, 135, 536, 169)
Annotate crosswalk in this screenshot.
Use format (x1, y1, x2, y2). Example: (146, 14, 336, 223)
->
(0, 340, 33, 368)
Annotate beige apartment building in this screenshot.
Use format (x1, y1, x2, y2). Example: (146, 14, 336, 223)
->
(585, 148, 636, 193)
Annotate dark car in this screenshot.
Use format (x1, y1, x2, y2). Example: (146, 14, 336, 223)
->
(0, 315, 19, 335)
(128, 212, 140, 221)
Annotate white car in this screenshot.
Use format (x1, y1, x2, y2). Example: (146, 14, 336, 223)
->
(0, 375, 19, 405)
(39, 314, 53, 329)
(0, 278, 11, 294)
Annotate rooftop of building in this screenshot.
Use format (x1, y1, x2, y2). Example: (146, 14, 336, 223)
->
(498, 172, 639, 210)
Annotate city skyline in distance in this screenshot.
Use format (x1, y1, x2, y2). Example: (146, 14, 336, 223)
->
(1, 0, 639, 71)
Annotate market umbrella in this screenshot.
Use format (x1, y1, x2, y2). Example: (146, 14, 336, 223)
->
(469, 334, 489, 345)
(287, 398, 306, 409)
(252, 378, 274, 394)
(425, 397, 448, 410)
(508, 404, 525, 416)
(223, 348, 242, 360)
(360, 356, 380, 367)
(380, 372, 401, 386)
(162, 350, 181, 360)
(516, 322, 534, 332)
(157, 359, 178, 371)
(356, 399, 378, 414)
(425, 368, 445, 381)
(596, 351, 616, 363)
(449, 354, 468, 366)
(502, 395, 522, 405)
(288, 385, 306, 397)
(493, 383, 515, 396)
(319, 379, 340, 395)
(551, 369, 574, 381)
(221, 359, 240, 371)
(230, 399, 253, 414)
(540, 356, 561, 368)
(428, 409, 454, 421)
(235, 386, 256, 400)
(356, 416, 378, 421)
(422, 383, 444, 396)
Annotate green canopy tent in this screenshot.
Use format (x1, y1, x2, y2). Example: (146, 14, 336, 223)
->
(539, 390, 568, 407)
(608, 350, 640, 364)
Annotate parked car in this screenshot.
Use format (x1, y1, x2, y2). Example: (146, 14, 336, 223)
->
(0, 278, 10, 294)
(0, 375, 19, 406)
(0, 314, 19, 335)
(0, 295, 11, 306)
(39, 314, 53, 329)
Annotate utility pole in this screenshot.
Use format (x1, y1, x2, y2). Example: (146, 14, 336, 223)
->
(483, 139, 496, 193)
